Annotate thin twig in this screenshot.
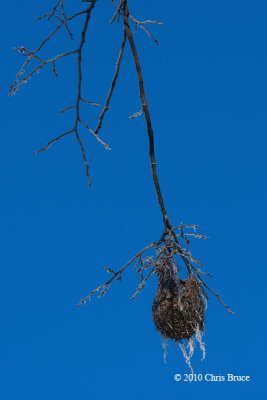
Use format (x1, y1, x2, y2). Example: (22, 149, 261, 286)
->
(79, 119, 111, 150)
(94, 31, 126, 136)
(130, 265, 156, 300)
(36, 1, 60, 21)
(58, 106, 76, 114)
(129, 109, 143, 119)
(110, 2, 123, 23)
(131, 16, 161, 46)
(75, 131, 92, 186)
(112, 0, 163, 45)
(197, 273, 234, 314)
(36, 129, 74, 153)
(81, 98, 100, 106)
(78, 241, 158, 305)
(59, 0, 74, 39)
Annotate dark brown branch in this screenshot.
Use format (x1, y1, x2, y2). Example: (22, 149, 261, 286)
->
(58, 106, 76, 114)
(94, 31, 126, 136)
(120, 6, 192, 287)
(122, 0, 170, 232)
(75, 131, 92, 186)
(70, 0, 98, 185)
(36, 129, 74, 153)
(59, 0, 74, 39)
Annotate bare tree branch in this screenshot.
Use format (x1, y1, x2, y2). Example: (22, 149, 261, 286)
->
(78, 241, 158, 305)
(94, 32, 127, 136)
(122, 0, 171, 232)
(36, 129, 75, 153)
(77, 224, 226, 310)
(10, 0, 234, 351)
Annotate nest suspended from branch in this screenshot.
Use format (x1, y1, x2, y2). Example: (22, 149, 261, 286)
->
(152, 263, 205, 342)
(78, 223, 233, 368)
(151, 249, 207, 369)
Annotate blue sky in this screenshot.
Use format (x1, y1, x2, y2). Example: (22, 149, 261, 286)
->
(1, 0, 266, 398)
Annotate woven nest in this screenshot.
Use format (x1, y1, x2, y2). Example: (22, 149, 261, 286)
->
(152, 261, 205, 342)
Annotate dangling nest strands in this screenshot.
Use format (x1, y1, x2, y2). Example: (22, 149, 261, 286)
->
(151, 249, 206, 370)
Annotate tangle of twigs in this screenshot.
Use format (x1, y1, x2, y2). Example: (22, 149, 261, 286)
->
(77, 222, 233, 315)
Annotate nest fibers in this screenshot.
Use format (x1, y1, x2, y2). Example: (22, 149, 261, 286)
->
(152, 251, 206, 366)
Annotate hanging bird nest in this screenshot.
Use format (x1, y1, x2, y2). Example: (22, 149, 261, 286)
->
(78, 223, 233, 369)
(152, 260, 205, 342)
